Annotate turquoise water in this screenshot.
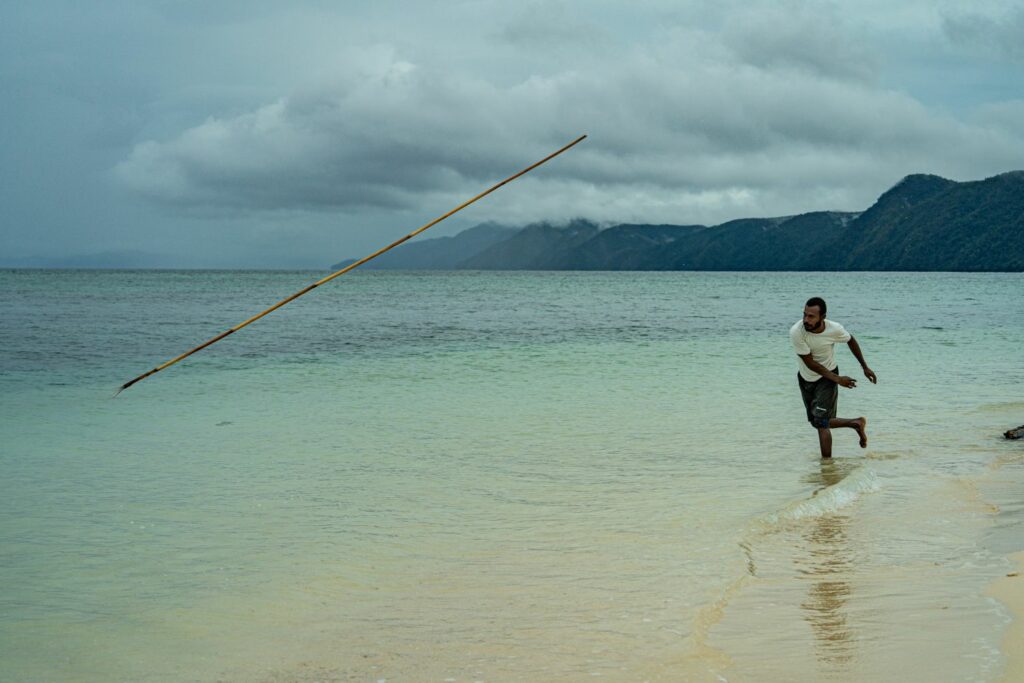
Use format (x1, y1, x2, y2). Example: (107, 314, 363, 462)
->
(2, 270, 1022, 681)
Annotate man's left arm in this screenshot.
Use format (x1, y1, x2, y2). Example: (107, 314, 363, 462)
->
(846, 336, 877, 384)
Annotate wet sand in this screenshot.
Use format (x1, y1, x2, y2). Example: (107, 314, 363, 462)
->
(988, 551, 1024, 682)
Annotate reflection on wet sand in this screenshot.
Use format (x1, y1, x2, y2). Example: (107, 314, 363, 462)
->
(799, 459, 856, 666)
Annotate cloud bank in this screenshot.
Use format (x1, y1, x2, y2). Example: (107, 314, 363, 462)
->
(115, 9, 1024, 228)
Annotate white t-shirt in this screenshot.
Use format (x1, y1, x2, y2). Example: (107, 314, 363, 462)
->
(790, 319, 851, 382)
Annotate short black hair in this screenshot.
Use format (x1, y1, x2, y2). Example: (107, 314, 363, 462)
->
(805, 297, 827, 317)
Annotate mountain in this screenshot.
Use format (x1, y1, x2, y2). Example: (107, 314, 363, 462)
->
(648, 212, 861, 270)
(328, 171, 1024, 271)
(460, 219, 602, 269)
(328, 222, 518, 270)
(834, 171, 1024, 271)
(551, 223, 707, 270)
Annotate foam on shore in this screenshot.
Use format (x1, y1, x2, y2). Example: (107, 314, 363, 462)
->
(757, 466, 880, 529)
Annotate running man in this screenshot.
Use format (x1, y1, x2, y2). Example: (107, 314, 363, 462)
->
(791, 297, 877, 458)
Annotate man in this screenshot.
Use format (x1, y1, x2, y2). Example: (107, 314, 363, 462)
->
(790, 297, 877, 458)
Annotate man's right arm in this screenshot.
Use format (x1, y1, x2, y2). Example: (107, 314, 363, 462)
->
(798, 353, 857, 388)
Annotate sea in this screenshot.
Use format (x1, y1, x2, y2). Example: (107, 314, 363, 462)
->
(2, 269, 1022, 682)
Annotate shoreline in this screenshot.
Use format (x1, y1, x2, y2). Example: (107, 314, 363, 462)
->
(987, 551, 1024, 682)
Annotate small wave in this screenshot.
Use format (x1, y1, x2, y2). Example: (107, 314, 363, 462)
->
(757, 468, 881, 529)
(687, 467, 881, 669)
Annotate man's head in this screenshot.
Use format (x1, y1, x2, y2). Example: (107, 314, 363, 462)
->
(803, 297, 827, 332)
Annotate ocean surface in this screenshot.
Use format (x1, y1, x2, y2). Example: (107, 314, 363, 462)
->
(2, 269, 1022, 682)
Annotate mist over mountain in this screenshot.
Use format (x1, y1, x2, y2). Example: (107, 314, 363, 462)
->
(332, 171, 1024, 272)
(330, 223, 517, 271)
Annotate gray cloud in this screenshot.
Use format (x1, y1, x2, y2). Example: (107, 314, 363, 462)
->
(495, 1, 611, 51)
(943, 6, 1024, 61)
(721, 1, 879, 82)
(115, 22, 1024, 228)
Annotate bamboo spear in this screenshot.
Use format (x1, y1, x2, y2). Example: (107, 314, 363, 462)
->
(115, 134, 587, 396)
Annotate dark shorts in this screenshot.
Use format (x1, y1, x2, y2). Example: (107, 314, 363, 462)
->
(798, 367, 838, 429)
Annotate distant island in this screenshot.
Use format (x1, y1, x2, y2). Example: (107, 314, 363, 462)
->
(331, 171, 1024, 272)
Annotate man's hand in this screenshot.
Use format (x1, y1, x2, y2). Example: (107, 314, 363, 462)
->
(863, 366, 877, 384)
(838, 375, 857, 388)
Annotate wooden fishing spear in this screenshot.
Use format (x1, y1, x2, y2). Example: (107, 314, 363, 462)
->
(114, 134, 587, 396)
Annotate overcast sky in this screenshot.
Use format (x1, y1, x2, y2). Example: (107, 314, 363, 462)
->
(2, 0, 1022, 267)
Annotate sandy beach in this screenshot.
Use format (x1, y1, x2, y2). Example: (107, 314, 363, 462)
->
(988, 551, 1024, 682)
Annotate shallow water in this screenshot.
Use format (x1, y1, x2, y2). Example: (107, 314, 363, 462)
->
(1, 270, 1022, 681)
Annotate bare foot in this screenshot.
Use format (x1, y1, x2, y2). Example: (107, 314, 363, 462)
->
(855, 417, 868, 448)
